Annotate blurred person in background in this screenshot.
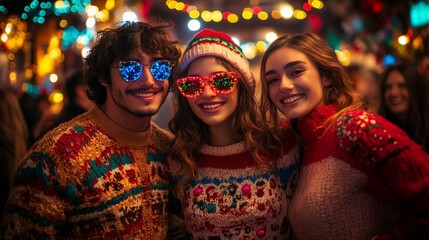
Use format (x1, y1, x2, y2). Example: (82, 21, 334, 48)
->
(0, 88, 28, 223)
(31, 93, 58, 142)
(346, 64, 381, 114)
(33, 69, 95, 139)
(379, 63, 429, 153)
(52, 69, 95, 127)
(19, 92, 52, 146)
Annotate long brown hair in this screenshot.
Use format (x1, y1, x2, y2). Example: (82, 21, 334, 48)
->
(259, 33, 364, 127)
(0, 88, 28, 186)
(168, 57, 283, 200)
(379, 64, 429, 152)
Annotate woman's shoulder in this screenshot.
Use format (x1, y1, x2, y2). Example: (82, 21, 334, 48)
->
(334, 109, 425, 164)
(336, 109, 405, 137)
(151, 122, 174, 150)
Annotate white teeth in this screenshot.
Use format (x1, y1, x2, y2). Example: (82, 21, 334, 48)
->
(134, 92, 154, 98)
(283, 95, 303, 104)
(202, 103, 222, 109)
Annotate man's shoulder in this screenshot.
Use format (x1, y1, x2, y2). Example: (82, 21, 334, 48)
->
(54, 111, 93, 130)
(37, 113, 96, 145)
(151, 122, 173, 139)
(150, 122, 173, 150)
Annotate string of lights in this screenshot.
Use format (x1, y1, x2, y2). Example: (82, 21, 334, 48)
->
(165, 0, 324, 23)
(0, 0, 426, 101)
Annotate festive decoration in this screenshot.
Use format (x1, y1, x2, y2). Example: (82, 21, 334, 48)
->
(150, 60, 173, 81)
(61, 26, 95, 50)
(0, 0, 427, 101)
(165, 0, 324, 23)
(113, 60, 173, 82)
(176, 72, 238, 98)
(177, 28, 256, 94)
(1, 16, 27, 52)
(0, 0, 91, 24)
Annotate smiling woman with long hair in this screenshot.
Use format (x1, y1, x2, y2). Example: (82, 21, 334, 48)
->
(168, 29, 301, 239)
(259, 32, 429, 239)
(379, 63, 429, 153)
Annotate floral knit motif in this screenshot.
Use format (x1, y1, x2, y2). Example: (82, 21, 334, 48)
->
(289, 104, 429, 240)
(183, 130, 301, 240)
(1, 107, 172, 239)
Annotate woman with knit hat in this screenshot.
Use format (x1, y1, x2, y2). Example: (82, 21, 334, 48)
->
(167, 29, 301, 239)
(259, 32, 429, 239)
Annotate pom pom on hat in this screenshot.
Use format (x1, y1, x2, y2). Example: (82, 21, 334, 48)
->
(177, 29, 256, 95)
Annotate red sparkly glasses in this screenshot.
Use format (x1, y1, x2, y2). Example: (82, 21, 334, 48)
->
(176, 72, 238, 98)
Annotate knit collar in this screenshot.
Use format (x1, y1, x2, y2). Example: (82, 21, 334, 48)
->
(296, 104, 337, 144)
(200, 141, 248, 156)
(86, 106, 152, 146)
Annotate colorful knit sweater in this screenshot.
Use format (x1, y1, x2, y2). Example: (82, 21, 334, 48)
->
(180, 129, 301, 239)
(1, 106, 173, 239)
(289, 104, 429, 240)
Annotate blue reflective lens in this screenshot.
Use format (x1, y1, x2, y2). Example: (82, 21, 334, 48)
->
(117, 60, 172, 82)
(150, 60, 173, 81)
(118, 60, 143, 82)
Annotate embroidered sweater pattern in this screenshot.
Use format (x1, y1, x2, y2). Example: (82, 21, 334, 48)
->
(182, 130, 301, 239)
(289, 104, 429, 240)
(1, 107, 172, 239)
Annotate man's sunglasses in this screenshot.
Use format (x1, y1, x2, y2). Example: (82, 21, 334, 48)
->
(176, 72, 238, 98)
(113, 60, 173, 82)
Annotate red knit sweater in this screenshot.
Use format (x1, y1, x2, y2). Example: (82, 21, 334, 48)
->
(289, 104, 429, 240)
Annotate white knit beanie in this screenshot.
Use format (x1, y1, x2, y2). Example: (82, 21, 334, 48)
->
(176, 29, 256, 95)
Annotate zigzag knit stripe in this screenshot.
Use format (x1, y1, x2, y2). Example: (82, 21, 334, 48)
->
(69, 186, 143, 217)
(191, 171, 271, 186)
(5, 206, 63, 230)
(187, 36, 244, 55)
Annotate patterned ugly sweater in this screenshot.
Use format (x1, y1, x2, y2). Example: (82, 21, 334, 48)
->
(289, 104, 429, 240)
(179, 129, 301, 240)
(1, 106, 172, 239)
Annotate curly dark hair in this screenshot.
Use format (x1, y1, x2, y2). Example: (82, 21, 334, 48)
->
(84, 20, 182, 106)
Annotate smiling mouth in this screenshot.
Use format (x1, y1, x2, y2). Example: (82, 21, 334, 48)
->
(201, 103, 223, 109)
(282, 95, 304, 104)
(133, 92, 155, 98)
(388, 98, 404, 105)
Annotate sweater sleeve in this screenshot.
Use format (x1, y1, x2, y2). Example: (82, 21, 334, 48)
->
(1, 143, 69, 239)
(167, 191, 192, 240)
(336, 111, 429, 239)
